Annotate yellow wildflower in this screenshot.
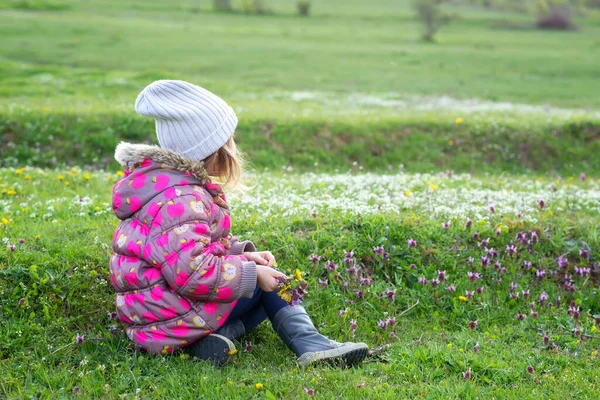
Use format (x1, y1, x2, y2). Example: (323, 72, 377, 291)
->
(15, 168, 24, 175)
(295, 269, 303, 280)
(64, 181, 70, 186)
(83, 173, 90, 180)
(228, 348, 238, 355)
(459, 296, 467, 302)
(405, 190, 412, 196)
(448, 140, 455, 146)
(455, 117, 463, 125)
(25, 175, 32, 180)
(116, 171, 124, 177)
(429, 184, 439, 190)
(35, 234, 40, 240)
(57, 175, 64, 181)
(447, 343, 452, 349)
(7, 190, 16, 195)
(255, 383, 264, 390)
(1, 217, 9, 225)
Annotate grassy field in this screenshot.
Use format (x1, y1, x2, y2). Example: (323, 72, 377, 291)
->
(2, 0, 600, 398)
(2, 168, 600, 398)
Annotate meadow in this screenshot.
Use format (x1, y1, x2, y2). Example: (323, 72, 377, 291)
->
(1, 0, 600, 398)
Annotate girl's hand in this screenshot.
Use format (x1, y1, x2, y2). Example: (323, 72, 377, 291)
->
(256, 265, 287, 292)
(244, 251, 277, 267)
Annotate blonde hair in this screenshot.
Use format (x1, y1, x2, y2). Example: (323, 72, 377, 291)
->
(203, 137, 248, 190)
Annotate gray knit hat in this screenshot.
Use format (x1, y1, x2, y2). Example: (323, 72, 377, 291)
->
(135, 80, 238, 161)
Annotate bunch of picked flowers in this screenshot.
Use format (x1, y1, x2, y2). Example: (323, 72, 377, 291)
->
(276, 269, 309, 305)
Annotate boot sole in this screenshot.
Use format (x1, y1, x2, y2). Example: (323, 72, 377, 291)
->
(187, 334, 235, 366)
(297, 343, 369, 368)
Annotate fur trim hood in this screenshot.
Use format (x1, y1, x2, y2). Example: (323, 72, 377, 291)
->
(114, 142, 209, 184)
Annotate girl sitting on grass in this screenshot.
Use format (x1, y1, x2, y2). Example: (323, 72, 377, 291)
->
(109, 80, 369, 366)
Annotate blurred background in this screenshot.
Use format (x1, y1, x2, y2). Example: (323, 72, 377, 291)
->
(1, 0, 599, 172)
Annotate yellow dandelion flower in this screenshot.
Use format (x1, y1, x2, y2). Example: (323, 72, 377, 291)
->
(448, 140, 455, 146)
(455, 117, 463, 125)
(295, 269, 303, 281)
(1, 217, 9, 225)
(429, 184, 439, 190)
(35, 234, 40, 240)
(64, 181, 70, 186)
(15, 168, 24, 175)
(25, 175, 32, 180)
(255, 383, 264, 390)
(447, 343, 452, 349)
(405, 190, 412, 196)
(57, 175, 64, 181)
(459, 296, 467, 302)
(83, 173, 90, 180)
(116, 171, 124, 177)
(7, 190, 16, 195)
(228, 348, 238, 355)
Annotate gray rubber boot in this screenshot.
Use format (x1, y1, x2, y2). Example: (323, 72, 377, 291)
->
(215, 319, 246, 341)
(271, 305, 369, 367)
(184, 334, 235, 366)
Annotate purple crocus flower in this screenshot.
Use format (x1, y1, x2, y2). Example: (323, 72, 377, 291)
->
(543, 333, 549, 345)
(325, 260, 338, 271)
(418, 276, 428, 285)
(579, 249, 589, 259)
(386, 317, 396, 327)
(472, 233, 480, 240)
(537, 199, 545, 209)
(489, 204, 496, 213)
(75, 333, 85, 345)
(467, 257, 474, 265)
(516, 313, 526, 320)
(523, 260, 532, 270)
(465, 218, 472, 229)
(407, 238, 417, 248)
(539, 291, 548, 305)
(373, 246, 389, 259)
(531, 231, 539, 244)
(463, 368, 471, 379)
(466, 290, 474, 299)
(430, 278, 440, 287)
(354, 290, 364, 299)
(350, 319, 358, 331)
(447, 284, 456, 292)
(558, 256, 569, 269)
(527, 365, 534, 374)
(510, 292, 519, 300)
(246, 341, 253, 352)
(468, 272, 481, 282)
(476, 287, 484, 294)
(522, 290, 530, 299)
(496, 227, 502, 236)
(318, 278, 328, 288)
(506, 244, 517, 256)
(378, 320, 387, 329)
(437, 270, 448, 281)
(581, 172, 587, 182)
(309, 254, 321, 264)
(481, 256, 490, 267)
(509, 282, 518, 292)
(468, 320, 478, 330)
(556, 296, 561, 308)
(359, 275, 371, 286)
(343, 249, 355, 265)
(473, 342, 479, 353)
(535, 269, 546, 280)
(385, 288, 396, 301)
(304, 387, 315, 396)
(442, 220, 451, 229)
(487, 248, 498, 258)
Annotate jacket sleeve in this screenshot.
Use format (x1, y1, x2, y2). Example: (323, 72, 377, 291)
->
(149, 217, 257, 303)
(228, 236, 257, 255)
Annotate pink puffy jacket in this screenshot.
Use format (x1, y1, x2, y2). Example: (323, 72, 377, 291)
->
(109, 143, 257, 354)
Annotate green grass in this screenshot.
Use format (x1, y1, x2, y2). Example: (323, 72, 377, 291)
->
(1, 168, 600, 398)
(1, 0, 600, 110)
(3, 1, 600, 397)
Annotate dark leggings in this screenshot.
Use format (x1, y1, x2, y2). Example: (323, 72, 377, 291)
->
(228, 285, 288, 332)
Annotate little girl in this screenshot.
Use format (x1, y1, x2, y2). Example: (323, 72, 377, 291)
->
(109, 80, 368, 367)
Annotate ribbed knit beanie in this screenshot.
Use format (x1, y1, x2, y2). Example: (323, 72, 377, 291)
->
(135, 80, 238, 161)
